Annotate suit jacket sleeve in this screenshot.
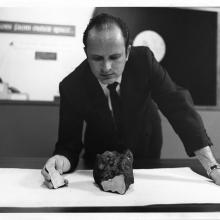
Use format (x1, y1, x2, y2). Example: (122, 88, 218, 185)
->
(144, 47, 212, 156)
(53, 81, 84, 171)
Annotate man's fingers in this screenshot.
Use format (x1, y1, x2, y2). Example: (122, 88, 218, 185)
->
(44, 180, 54, 189)
(64, 179, 69, 186)
(42, 157, 57, 180)
(41, 167, 51, 181)
(55, 159, 64, 174)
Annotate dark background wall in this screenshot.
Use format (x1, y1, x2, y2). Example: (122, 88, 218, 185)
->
(94, 7, 217, 106)
(0, 102, 59, 157)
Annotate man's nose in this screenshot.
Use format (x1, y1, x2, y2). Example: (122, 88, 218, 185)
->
(102, 60, 111, 73)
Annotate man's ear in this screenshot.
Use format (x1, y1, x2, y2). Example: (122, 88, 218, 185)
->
(126, 45, 131, 61)
(84, 47, 88, 57)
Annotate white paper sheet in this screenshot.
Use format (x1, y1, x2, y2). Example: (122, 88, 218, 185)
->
(0, 167, 219, 207)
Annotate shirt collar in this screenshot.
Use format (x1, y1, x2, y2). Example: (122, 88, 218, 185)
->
(98, 75, 122, 89)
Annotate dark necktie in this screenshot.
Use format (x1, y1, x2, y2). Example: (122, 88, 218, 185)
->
(107, 82, 121, 132)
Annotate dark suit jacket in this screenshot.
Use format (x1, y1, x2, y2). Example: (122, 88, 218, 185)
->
(54, 46, 212, 170)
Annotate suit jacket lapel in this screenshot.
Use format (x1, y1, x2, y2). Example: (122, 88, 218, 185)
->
(120, 62, 141, 150)
(84, 62, 113, 122)
(120, 61, 140, 116)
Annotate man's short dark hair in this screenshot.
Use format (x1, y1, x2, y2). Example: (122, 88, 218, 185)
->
(83, 13, 130, 50)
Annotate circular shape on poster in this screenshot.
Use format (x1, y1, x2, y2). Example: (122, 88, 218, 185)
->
(133, 30, 166, 62)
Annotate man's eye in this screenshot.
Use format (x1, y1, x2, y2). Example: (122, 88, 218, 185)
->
(92, 57, 102, 61)
(110, 55, 121, 60)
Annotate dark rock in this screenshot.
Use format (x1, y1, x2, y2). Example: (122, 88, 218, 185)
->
(93, 149, 134, 194)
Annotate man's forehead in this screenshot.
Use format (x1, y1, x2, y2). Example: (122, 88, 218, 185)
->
(88, 24, 124, 41)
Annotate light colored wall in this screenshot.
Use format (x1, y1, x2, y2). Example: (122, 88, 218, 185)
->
(0, 7, 94, 101)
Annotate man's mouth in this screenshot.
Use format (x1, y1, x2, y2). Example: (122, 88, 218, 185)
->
(100, 73, 114, 79)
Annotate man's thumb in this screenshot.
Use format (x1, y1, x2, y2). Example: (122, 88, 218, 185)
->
(55, 158, 64, 174)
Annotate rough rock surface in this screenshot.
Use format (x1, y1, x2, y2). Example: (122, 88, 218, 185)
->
(93, 149, 134, 194)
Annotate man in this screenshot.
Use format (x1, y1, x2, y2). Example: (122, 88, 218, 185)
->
(42, 13, 220, 188)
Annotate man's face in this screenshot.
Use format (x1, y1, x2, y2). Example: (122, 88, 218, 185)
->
(85, 25, 130, 84)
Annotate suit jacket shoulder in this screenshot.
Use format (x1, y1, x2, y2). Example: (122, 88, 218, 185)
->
(60, 60, 89, 90)
(59, 59, 91, 104)
(129, 46, 154, 64)
(126, 46, 155, 79)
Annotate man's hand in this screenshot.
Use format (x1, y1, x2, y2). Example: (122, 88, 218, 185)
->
(41, 155, 71, 189)
(210, 168, 220, 185)
(194, 146, 220, 186)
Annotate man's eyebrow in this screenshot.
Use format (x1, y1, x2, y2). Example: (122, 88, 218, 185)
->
(91, 54, 102, 57)
(110, 53, 122, 57)
(90, 53, 122, 58)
